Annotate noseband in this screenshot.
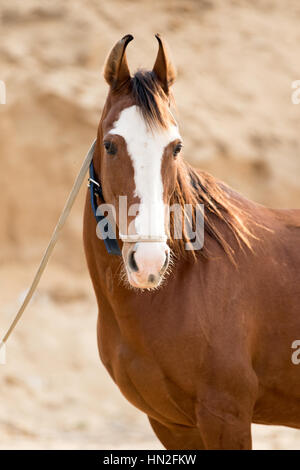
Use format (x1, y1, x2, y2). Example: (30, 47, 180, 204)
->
(89, 158, 167, 255)
(119, 234, 168, 243)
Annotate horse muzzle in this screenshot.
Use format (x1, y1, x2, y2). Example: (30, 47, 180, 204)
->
(123, 240, 170, 289)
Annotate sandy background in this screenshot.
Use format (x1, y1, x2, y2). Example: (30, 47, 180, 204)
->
(0, 0, 299, 449)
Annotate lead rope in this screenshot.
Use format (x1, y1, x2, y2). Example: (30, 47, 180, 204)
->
(0, 139, 97, 364)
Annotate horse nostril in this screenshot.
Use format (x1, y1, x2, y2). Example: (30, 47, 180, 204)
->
(148, 274, 155, 283)
(128, 250, 139, 272)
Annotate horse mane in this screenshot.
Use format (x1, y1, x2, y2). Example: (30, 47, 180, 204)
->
(129, 69, 255, 262)
(169, 161, 255, 262)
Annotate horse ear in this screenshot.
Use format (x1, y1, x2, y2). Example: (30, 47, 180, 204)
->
(104, 34, 133, 89)
(152, 34, 176, 94)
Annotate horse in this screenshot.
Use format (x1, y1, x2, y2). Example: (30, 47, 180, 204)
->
(83, 34, 300, 449)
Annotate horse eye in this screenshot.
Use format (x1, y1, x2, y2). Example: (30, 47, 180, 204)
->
(173, 143, 183, 158)
(103, 140, 117, 155)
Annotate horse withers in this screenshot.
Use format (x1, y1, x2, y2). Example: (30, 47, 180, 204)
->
(83, 35, 300, 449)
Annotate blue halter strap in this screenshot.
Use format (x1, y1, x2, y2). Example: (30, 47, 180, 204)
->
(88, 159, 121, 256)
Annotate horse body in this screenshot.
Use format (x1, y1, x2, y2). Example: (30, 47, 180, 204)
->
(84, 183, 300, 449)
(83, 35, 300, 449)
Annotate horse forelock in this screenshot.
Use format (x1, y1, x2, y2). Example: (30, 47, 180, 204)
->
(130, 70, 172, 130)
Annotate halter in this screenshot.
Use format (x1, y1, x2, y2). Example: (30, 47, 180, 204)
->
(88, 159, 168, 253)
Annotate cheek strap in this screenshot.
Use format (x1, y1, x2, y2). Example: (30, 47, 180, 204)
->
(88, 158, 121, 256)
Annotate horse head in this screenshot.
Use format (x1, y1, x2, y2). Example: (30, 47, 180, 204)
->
(97, 34, 183, 289)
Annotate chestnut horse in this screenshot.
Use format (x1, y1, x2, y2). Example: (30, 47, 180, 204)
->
(83, 35, 300, 449)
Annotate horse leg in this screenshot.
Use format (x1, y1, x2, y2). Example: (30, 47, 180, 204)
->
(195, 381, 257, 450)
(148, 417, 205, 450)
(196, 401, 252, 449)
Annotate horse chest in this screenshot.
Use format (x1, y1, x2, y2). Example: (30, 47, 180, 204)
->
(102, 339, 196, 427)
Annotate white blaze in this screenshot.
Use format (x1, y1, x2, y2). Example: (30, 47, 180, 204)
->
(110, 105, 180, 237)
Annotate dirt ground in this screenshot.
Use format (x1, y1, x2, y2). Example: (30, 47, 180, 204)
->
(0, 0, 300, 449)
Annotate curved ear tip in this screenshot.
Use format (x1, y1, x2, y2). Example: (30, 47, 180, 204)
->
(121, 34, 134, 44)
(155, 33, 162, 41)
